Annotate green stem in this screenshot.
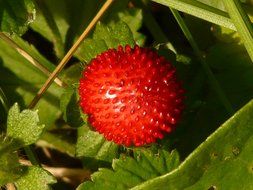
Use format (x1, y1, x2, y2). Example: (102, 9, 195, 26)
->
(222, 0, 253, 62)
(24, 146, 41, 166)
(170, 8, 234, 115)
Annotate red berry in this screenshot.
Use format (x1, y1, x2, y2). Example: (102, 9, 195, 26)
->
(79, 45, 184, 147)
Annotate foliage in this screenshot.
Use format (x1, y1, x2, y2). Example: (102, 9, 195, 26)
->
(132, 99, 253, 189)
(75, 21, 135, 62)
(7, 103, 45, 146)
(76, 126, 119, 165)
(0, 0, 253, 189)
(0, 104, 55, 188)
(0, 0, 35, 35)
(78, 148, 180, 190)
(15, 166, 56, 190)
(0, 35, 62, 127)
(0, 136, 24, 186)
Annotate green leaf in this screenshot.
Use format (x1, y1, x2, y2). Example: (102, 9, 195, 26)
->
(0, 35, 62, 127)
(94, 22, 135, 48)
(77, 149, 180, 190)
(75, 39, 108, 63)
(7, 103, 45, 146)
(0, 136, 25, 186)
(116, 9, 143, 38)
(103, 1, 144, 45)
(106, 8, 145, 46)
(76, 126, 119, 164)
(76, 21, 135, 63)
(0, 0, 36, 35)
(15, 166, 56, 190)
(132, 99, 253, 190)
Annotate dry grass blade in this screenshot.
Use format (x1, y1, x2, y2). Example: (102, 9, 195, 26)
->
(28, 0, 114, 109)
(0, 33, 65, 87)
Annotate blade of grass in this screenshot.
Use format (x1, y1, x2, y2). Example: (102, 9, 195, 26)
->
(152, 0, 236, 30)
(29, 0, 114, 109)
(222, 0, 253, 62)
(0, 87, 9, 113)
(0, 33, 66, 87)
(170, 8, 234, 115)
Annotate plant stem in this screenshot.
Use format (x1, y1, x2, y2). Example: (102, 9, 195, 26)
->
(24, 146, 41, 166)
(29, 0, 114, 109)
(222, 0, 253, 62)
(170, 8, 234, 115)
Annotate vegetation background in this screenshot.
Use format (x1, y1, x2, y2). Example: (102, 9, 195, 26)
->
(1, 0, 253, 189)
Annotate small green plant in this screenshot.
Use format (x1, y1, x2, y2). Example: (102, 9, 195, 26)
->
(1, 0, 253, 190)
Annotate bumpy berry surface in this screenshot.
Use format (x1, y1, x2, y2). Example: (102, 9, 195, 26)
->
(79, 45, 184, 147)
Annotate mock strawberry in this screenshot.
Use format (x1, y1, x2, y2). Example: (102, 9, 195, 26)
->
(78, 45, 184, 147)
